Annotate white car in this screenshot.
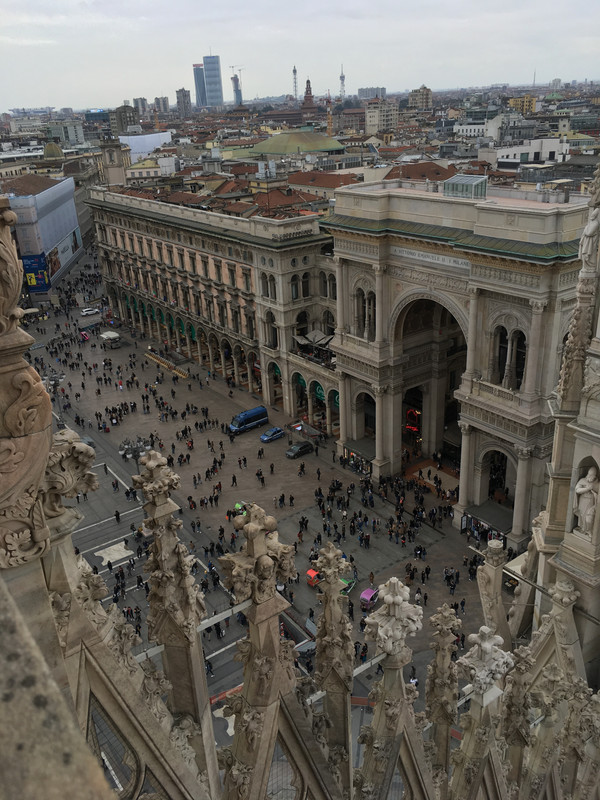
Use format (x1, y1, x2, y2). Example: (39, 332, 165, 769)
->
(80, 307, 100, 316)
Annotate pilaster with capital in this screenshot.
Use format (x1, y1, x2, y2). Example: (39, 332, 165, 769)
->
(373, 385, 388, 464)
(522, 299, 547, 397)
(455, 422, 472, 516)
(511, 446, 532, 547)
(463, 287, 479, 380)
(374, 263, 387, 343)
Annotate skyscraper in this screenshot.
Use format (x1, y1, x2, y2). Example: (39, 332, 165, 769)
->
(193, 64, 207, 108)
(203, 55, 223, 107)
(175, 88, 192, 119)
(231, 74, 243, 106)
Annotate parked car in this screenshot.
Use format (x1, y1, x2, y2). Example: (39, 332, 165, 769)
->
(80, 307, 99, 316)
(360, 588, 379, 611)
(306, 569, 356, 595)
(260, 426, 284, 443)
(286, 441, 314, 459)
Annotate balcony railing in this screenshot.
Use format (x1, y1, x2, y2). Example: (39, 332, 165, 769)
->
(472, 380, 522, 406)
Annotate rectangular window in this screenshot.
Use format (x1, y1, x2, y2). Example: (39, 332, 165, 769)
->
(178, 250, 185, 269)
(228, 265, 236, 286)
(201, 258, 208, 277)
(165, 247, 173, 266)
(189, 253, 197, 274)
(243, 270, 251, 292)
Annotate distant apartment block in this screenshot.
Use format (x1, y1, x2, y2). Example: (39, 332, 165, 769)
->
(509, 94, 537, 115)
(154, 96, 170, 114)
(358, 87, 386, 100)
(44, 121, 85, 146)
(408, 84, 433, 111)
(365, 98, 399, 135)
(133, 97, 148, 114)
(176, 88, 192, 120)
(109, 105, 138, 136)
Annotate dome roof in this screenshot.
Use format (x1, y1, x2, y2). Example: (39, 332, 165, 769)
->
(44, 141, 64, 159)
(252, 131, 344, 156)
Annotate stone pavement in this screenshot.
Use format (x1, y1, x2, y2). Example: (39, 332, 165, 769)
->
(39, 252, 489, 699)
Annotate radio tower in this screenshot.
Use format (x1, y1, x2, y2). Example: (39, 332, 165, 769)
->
(339, 64, 346, 102)
(293, 65, 298, 102)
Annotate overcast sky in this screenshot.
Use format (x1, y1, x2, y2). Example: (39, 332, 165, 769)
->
(3, 0, 600, 111)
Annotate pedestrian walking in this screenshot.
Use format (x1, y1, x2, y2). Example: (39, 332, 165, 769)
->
(115, 510, 120, 524)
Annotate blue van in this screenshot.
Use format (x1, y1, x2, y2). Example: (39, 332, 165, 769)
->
(229, 405, 269, 435)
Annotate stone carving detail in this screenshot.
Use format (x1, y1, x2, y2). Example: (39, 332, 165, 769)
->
(572, 465, 599, 536)
(49, 591, 71, 650)
(458, 626, 514, 695)
(0, 201, 54, 570)
(134, 451, 206, 644)
(328, 746, 348, 786)
(218, 748, 253, 800)
(548, 579, 580, 607)
(170, 714, 201, 776)
(502, 645, 535, 746)
(296, 675, 317, 716)
(74, 558, 109, 627)
(106, 605, 142, 675)
(219, 503, 296, 604)
(312, 710, 332, 749)
(140, 659, 172, 724)
(240, 709, 264, 751)
(426, 604, 460, 726)
(364, 577, 422, 661)
(40, 429, 98, 521)
(314, 541, 354, 688)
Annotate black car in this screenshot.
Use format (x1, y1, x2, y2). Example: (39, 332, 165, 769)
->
(285, 441, 314, 459)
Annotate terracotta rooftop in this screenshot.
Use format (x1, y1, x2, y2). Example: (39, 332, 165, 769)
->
(288, 171, 359, 189)
(0, 174, 61, 196)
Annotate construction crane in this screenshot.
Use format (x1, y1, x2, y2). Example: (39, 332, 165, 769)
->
(229, 65, 244, 88)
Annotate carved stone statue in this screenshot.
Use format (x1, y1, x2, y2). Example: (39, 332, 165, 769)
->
(578, 207, 600, 273)
(573, 465, 599, 535)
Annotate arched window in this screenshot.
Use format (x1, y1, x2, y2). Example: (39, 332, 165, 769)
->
(291, 274, 299, 301)
(366, 291, 376, 341)
(319, 271, 328, 297)
(356, 289, 366, 337)
(268, 275, 277, 300)
(323, 309, 335, 335)
(514, 331, 527, 389)
(301, 272, 310, 298)
(266, 311, 278, 349)
(328, 273, 337, 300)
(296, 311, 309, 336)
(260, 272, 268, 298)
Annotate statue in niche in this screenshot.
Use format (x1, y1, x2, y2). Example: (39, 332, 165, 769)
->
(573, 465, 599, 535)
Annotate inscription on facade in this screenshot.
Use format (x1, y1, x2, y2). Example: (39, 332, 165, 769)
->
(390, 246, 471, 270)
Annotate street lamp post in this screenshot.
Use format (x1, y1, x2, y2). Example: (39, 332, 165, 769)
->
(118, 436, 152, 472)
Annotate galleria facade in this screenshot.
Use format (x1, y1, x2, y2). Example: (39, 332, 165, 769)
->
(88, 181, 588, 549)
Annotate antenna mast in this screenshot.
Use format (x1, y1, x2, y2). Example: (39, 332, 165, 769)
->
(293, 65, 298, 102)
(339, 64, 345, 101)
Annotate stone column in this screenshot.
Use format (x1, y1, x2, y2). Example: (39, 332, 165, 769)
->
(165, 323, 172, 350)
(334, 256, 345, 331)
(185, 328, 192, 359)
(522, 300, 547, 396)
(374, 385, 386, 464)
(247, 356, 255, 394)
(307, 391, 314, 425)
(455, 422, 472, 518)
(326, 400, 333, 436)
(174, 325, 181, 351)
(197, 338, 202, 367)
(137, 306, 144, 335)
(337, 373, 348, 455)
(352, 293, 359, 337)
(464, 287, 479, 378)
(511, 447, 532, 548)
(502, 334, 515, 388)
(375, 265, 386, 343)
(220, 349, 227, 378)
(116, 295, 125, 322)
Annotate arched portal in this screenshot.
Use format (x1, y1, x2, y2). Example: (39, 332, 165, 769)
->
(266, 361, 283, 407)
(291, 371, 308, 419)
(393, 297, 467, 458)
(308, 380, 326, 428)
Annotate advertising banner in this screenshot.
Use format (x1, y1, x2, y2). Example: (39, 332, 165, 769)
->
(46, 227, 82, 277)
(22, 254, 51, 293)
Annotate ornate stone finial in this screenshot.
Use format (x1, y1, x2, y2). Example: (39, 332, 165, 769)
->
(314, 542, 354, 687)
(364, 577, 423, 661)
(457, 626, 514, 696)
(135, 451, 206, 645)
(220, 504, 295, 604)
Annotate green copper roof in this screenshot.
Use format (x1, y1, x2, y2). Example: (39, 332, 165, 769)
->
(252, 132, 344, 155)
(322, 213, 580, 263)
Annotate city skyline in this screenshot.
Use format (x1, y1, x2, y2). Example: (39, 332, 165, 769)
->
(2, 0, 599, 111)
